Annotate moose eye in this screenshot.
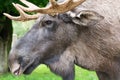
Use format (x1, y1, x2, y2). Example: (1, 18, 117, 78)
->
(44, 20, 52, 25)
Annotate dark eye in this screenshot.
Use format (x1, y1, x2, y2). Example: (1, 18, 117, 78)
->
(45, 20, 52, 25)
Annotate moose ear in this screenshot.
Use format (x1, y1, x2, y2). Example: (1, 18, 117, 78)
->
(71, 10, 104, 26)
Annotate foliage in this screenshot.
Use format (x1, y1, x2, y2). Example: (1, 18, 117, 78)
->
(0, 65, 98, 80)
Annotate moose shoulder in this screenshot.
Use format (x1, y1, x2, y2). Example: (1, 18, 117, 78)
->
(4, 0, 120, 80)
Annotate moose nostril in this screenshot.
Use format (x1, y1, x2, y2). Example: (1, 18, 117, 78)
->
(18, 56, 23, 64)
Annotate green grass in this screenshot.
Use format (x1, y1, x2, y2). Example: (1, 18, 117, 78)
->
(0, 65, 98, 80)
(0, 21, 99, 80)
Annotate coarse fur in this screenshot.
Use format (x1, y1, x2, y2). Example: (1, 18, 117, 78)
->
(9, 0, 120, 80)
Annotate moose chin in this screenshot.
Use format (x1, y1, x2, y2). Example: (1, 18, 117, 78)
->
(4, 0, 120, 80)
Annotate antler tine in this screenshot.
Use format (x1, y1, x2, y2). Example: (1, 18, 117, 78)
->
(18, 0, 86, 15)
(3, 3, 40, 21)
(49, 0, 58, 7)
(16, 0, 40, 12)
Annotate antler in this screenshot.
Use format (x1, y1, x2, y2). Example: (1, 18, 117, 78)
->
(3, 3, 40, 21)
(3, 0, 86, 21)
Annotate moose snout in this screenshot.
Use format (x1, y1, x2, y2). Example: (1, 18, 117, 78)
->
(8, 53, 33, 76)
(9, 62, 21, 75)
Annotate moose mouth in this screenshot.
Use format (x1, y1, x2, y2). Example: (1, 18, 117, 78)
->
(11, 60, 35, 76)
(13, 65, 21, 75)
(13, 64, 34, 76)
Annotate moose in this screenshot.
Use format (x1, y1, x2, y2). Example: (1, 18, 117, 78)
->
(3, 0, 120, 80)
